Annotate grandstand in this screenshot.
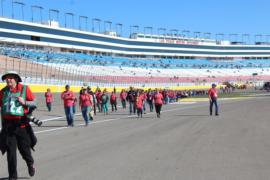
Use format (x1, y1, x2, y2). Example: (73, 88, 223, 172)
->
(0, 2, 270, 89)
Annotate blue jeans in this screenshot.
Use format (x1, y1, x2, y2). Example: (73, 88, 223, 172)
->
(73, 105, 76, 114)
(143, 102, 146, 113)
(64, 106, 74, 126)
(46, 102, 51, 112)
(129, 101, 135, 114)
(81, 106, 90, 124)
(102, 103, 108, 114)
(165, 97, 170, 104)
(121, 99, 126, 109)
(210, 99, 219, 115)
(147, 100, 153, 112)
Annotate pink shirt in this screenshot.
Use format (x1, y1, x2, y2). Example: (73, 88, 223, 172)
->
(154, 93, 163, 105)
(79, 94, 92, 108)
(120, 91, 127, 100)
(136, 95, 144, 109)
(45, 92, 53, 103)
(110, 93, 117, 102)
(61, 90, 75, 107)
(208, 88, 218, 99)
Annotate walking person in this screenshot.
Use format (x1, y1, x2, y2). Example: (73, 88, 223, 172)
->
(208, 83, 219, 116)
(79, 88, 92, 126)
(120, 89, 127, 109)
(101, 89, 109, 115)
(95, 89, 102, 113)
(142, 90, 147, 114)
(72, 97, 77, 114)
(44, 88, 53, 112)
(127, 87, 136, 115)
(61, 85, 76, 127)
(154, 90, 164, 118)
(136, 91, 145, 118)
(146, 89, 154, 112)
(87, 87, 97, 116)
(0, 71, 36, 180)
(110, 91, 117, 112)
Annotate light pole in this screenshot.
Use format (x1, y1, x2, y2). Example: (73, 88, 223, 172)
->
(266, 35, 270, 44)
(79, 16, 88, 31)
(65, 12, 75, 28)
(216, 33, 224, 41)
(255, 34, 263, 44)
(31, 5, 43, 23)
(204, 32, 211, 39)
(170, 29, 178, 36)
(229, 33, 238, 43)
(92, 18, 101, 33)
(104, 20, 112, 33)
(144, 26, 153, 38)
(182, 30, 190, 38)
(130, 25, 139, 37)
(12, 1, 25, 20)
(49, 9, 59, 25)
(116, 23, 123, 36)
(193, 31, 201, 38)
(158, 28, 166, 40)
(242, 34, 250, 44)
(1, 0, 4, 17)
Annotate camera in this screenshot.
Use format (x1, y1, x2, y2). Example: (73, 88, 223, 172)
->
(27, 115, 42, 127)
(27, 106, 42, 127)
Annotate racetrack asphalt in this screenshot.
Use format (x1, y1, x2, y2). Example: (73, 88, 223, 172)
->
(1, 93, 270, 180)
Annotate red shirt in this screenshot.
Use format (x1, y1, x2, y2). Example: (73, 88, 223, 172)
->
(96, 91, 102, 103)
(120, 91, 127, 100)
(0, 83, 35, 120)
(79, 94, 92, 108)
(154, 93, 163, 105)
(110, 93, 117, 103)
(45, 92, 53, 103)
(208, 88, 218, 99)
(61, 90, 75, 107)
(136, 94, 144, 109)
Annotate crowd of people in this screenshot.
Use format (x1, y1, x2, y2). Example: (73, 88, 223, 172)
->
(57, 86, 173, 126)
(53, 85, 220, 126)
(0, 70, 220, 180)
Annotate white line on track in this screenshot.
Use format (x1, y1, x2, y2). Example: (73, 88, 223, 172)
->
(35, 103, 204, 135)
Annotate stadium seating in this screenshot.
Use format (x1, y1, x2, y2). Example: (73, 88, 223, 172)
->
(1, 45, 270, 86)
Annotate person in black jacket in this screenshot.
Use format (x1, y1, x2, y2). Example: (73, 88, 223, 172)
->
(126, 87, 137, 115)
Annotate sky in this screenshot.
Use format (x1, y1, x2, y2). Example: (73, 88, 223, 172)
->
(1, 0, 269, 42)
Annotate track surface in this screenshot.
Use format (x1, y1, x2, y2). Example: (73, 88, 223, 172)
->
(1, 94, 270, 180)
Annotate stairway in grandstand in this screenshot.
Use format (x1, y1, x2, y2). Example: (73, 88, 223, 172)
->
(1, 45, 270, 86)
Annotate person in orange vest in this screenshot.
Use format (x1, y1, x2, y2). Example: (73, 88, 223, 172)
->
(61, 85, 76, 126)
(0, 71, 36, 179)
(208, 83, 219, 116)
(44, 88, 53, 112)
(154, 90, 164, 118)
